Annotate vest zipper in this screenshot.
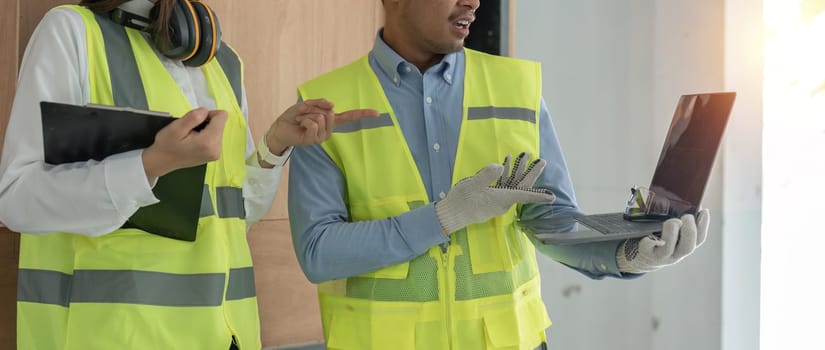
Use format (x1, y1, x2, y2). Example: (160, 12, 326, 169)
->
(217, 192, 239, 348)
(440, 241, 453, 349)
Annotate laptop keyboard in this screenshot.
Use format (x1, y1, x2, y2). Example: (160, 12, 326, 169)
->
(576, 213, 661, 234)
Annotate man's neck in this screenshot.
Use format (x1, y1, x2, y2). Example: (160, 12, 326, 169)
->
(381, 28, 444, 73)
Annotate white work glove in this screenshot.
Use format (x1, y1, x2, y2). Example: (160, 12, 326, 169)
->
(435, 153, 556, 234)
(616, 209, 710, 273)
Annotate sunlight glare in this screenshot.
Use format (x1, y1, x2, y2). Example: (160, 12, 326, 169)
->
(762, 0, 825, 349)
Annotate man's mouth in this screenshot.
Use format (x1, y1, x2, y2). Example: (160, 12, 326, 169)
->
(454, 19, 472, 30)
(451, 12, 475, 31)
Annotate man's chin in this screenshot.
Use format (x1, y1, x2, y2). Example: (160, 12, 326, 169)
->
(437, 41, 466, 54)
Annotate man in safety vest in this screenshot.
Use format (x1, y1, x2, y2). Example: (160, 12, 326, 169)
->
(288, 0, 710, 349)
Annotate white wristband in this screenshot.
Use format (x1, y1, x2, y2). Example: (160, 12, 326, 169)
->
(257, 135, 290, 167)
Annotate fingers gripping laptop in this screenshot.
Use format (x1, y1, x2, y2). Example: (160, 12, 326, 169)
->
(519, 92, 736, 245)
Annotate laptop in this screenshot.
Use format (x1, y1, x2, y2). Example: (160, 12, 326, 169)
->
(518, 92, 736, 245)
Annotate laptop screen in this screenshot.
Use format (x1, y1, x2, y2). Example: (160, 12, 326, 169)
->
(647, 92, 736, 216)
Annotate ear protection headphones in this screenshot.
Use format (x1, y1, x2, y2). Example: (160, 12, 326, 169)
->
(110, 0, 221, 67)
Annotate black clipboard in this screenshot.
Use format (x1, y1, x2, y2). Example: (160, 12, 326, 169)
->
(41, 101, 206, 241)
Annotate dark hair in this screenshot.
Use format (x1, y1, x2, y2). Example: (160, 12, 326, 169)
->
(78, 0, 130, 13)
(79, 0, 176, 49)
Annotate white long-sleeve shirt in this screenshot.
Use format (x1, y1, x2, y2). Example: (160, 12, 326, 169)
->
(0, 5, 285, 236)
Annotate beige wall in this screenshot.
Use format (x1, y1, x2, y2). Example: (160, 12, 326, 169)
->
(0, 0, 382, 347)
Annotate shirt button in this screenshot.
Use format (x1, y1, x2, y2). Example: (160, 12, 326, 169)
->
(426, 97, 433, 104)
(439, 192, 446, 199)
(445, 74, 452, 81)
(599, 264, 608, 271)
(433, 143, 441, 151)
(393, 76, 399, 84)
(405, 66, 412, 73)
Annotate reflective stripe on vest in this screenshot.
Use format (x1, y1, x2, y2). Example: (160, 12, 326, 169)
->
(214, 44, 243, 108)
(18, 267, 255, 307)
(95, 14, 147, 109)
(334, 113, 394, 133)
(199, 185, 246, 218)
(467, 106, 536, 123)
(17, 6, 258, 350)
(299, 49, 552, 349)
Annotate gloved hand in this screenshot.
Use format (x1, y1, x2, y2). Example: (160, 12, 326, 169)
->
(497, 153, 545, 188)
(616, 209, 710, 273)
(435, 153, 556, 234)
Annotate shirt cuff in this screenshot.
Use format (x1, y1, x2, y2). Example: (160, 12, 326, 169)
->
(397, 204, 451, 255)
(104, 149, 159, 218)
(244, 162, 282, 194)
(255, 134, 293, 167)
(593, 240, 624, 277)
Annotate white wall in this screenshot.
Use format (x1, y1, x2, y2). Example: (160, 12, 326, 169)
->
(723, 0, 762, 349)
(514, 1, 729, 349)
(761, 0, 825, 348)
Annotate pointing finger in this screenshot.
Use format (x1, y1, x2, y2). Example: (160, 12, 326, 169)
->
(335, 109, 380, 125)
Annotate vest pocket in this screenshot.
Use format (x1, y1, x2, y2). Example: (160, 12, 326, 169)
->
(467, 210, 522, 274)
(326, 301, 418, 350)
(481, 295, 551, 349)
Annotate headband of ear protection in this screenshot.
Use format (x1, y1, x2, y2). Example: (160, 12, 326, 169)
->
(110, 0, 221, 67)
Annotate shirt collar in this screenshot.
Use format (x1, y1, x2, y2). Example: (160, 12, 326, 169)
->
(371, 29, 460, 86)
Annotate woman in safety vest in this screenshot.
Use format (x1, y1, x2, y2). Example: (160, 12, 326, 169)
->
(0, 0, 376, 349)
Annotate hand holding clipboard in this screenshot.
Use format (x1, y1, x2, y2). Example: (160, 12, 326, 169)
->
(140, 108, 227, 182)
(41, 102, 225, 241)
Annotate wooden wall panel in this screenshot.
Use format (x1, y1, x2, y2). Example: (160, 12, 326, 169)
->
(19, 0, 71, 64)
(211, 1, 383, 346)
(0, 230, 19, 346)
(2, 1, 68, 345)
(1, 0, 21, 346)
(248, 220, 322, 346)
(212, 0, 384, 221)
(509, 0, 517, 56)
(0, 0, 19, 159)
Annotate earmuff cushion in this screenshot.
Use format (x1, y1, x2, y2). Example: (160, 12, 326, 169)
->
(184, 1, 221, 67)
(151, 0, 200, 60)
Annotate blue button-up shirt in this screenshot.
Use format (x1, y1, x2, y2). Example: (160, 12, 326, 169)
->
(288, 32, 624, 284)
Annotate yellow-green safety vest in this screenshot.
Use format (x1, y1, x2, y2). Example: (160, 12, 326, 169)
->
(298, 48, 552, 350)
(17, 6, 259, 350)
